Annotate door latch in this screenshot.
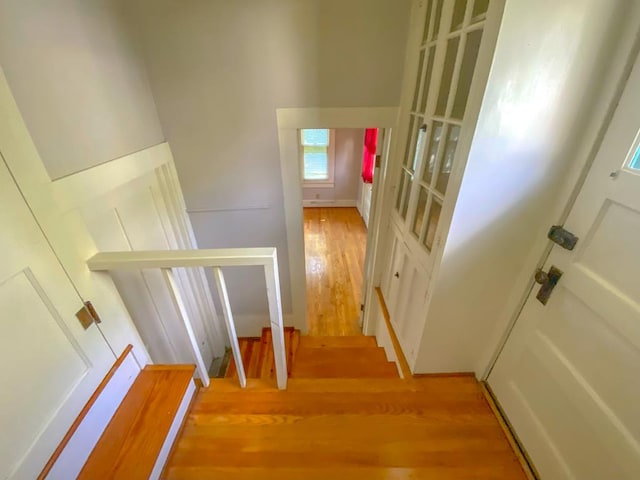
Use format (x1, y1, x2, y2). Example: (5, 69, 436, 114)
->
(534, 266, 563, 305)
(548, 225, 578, 250)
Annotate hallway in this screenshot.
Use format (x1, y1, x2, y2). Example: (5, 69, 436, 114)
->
(304, 207, 367, 336)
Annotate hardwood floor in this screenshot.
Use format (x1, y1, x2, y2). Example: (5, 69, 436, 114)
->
(163, 375, 527, 479)
(304, 207, 367, 336)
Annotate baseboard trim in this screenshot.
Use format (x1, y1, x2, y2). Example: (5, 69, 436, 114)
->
(151, 379, 196, 479)
(374, 287, 412, 379)
(480, 382, 539, 480)
(302, 199, 357, 207)
(39, 345, 139, 479)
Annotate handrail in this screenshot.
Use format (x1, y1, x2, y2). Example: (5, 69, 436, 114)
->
(88, 247, 278, 269)
(87, 248, 288, 390)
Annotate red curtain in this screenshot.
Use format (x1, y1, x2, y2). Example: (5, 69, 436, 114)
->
(361, 128, 378, 184)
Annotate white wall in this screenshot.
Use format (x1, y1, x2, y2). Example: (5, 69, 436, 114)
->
(303, 128, 364, 205)
(413, 0, 640, 374)
(0, 0, 164, 179)
(122, 0, 411, 322)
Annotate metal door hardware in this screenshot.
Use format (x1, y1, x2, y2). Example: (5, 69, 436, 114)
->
(534, 266, 563, 305)
(548, 225, 578, 250)
(76, 301, 102, 329)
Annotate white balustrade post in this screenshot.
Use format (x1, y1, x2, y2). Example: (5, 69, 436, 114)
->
(263, 252, 287, 390)
(161, 268, 210, 387)
(213, 267, 247, 388)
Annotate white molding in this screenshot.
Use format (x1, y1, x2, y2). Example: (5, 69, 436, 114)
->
(47, 350, 140, 480)
(277, 107, 400, 129)
(51, 144, 171, 212)
(149, 379, 195, 480)
(302, 199, 358, 207)
(277, 107, 400, 334)
(88, 247, 278, 270)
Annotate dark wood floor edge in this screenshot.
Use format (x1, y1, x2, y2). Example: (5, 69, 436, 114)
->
(160, 379, 201, 479)
(480, 382, 539, 480)
(374, 287, 412, 379)
(38, 344, 134, 480)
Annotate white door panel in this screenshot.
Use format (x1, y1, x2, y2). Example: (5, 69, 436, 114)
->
(0, 157, 114, 479)
(489, 49, 640, 479)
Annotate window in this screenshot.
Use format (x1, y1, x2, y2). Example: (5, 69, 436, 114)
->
(300, 129, 335, 186)
(630, 144, 640, 171)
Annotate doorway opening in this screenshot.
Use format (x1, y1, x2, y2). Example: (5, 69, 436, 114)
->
(299, 127, 381, 336)
(275, 107, 398, 337)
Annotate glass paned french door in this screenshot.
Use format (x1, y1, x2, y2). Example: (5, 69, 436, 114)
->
(393, 0, 490, 255)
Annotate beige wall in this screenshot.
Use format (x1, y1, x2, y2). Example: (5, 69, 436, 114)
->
(303, 128, 364, 203)
(122, 0, 411, 316)
(0, 0, 164, 179)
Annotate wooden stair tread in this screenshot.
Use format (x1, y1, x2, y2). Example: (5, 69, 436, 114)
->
(164, 376, 527, 479)
(226, 328, 300, 381)
(291, 346, 398, 378)
(298, 335, 378, 348)
(208, 376, 479, 393)
(78, 364, 195, 480)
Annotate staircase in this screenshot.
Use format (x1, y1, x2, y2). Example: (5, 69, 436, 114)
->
(162, 330, 528, 479)
(225, 327, 399, 381)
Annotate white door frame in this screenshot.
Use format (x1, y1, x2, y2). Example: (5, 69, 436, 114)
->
(479, 24, 640, 380)
(276, 107, 399, 334)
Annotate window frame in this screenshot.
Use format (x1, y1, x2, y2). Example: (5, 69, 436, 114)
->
(299, 129, 336, 188)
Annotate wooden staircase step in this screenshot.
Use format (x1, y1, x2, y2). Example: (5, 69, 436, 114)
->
(298, 335, 378, 348)
(78, 365, 195, 480)
(165, 375, 528, 480)
(207, 376, 479, 394)
(291, 346, 398, 378)
(225, 328, 300, 381)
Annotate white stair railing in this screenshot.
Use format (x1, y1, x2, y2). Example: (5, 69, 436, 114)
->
(87, 248, 287, 389)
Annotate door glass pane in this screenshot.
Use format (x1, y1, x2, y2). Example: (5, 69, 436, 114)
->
(423, 198, 442, 251)
(472, 0, 489, 18)
(630, 146, 640, 170)
(451, 29, 483, 120)
(431, 0, 444, 41)
(396, 169, 408, 211)
(422, 0, 433, 44)
(422, 121, 443, 185)
(412, 50, 426, 111)
(435, 37, 460, 116)
(412, 124, 427, 173)
(412, 188, 429, 237)
(401, 175, 413, 220)
(450, 0, 467, 32)
(403, 116, 416, 167)
(419, 46, 436, 113)
(436, 125, 460, 194)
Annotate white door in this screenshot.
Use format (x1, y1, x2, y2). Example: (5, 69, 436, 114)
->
(381, 0, 499, 364)
(488, 51, 640, 479)
(0, 155, 115, 479)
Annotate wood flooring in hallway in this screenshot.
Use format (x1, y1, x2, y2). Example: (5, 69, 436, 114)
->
(304, 207, 367, 336)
